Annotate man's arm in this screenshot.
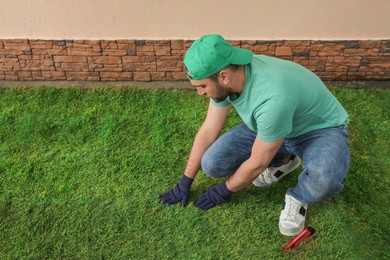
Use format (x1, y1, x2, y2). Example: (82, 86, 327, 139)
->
(184, 101, 231, 179)
(194, 136, 284, 210)
(159, 101, 230, 206)
(226, 136, 284, 192)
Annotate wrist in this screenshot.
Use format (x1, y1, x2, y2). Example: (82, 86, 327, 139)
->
(216, 182, 233, 198)
(180, 174, 194, 188)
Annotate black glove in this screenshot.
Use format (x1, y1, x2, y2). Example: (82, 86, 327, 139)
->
(159, 175, 193, 206)
(194, 182, 232, 210)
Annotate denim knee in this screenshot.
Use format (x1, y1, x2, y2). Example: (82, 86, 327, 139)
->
(289, 163, 348, 204)
(201, 154, 231, 178)
(301, 175, 346, 203)
(286, 127, 350, 204)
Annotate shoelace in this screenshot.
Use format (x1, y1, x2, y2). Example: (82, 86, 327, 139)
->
(285, 197, 301, 219)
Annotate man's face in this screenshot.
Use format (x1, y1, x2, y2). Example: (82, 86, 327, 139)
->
(190, 77, 231, 103)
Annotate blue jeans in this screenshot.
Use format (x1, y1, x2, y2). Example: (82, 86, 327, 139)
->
(201, 123, 350, 205)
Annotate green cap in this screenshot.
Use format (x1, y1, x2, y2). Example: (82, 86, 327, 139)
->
(184, 34, 253, 80)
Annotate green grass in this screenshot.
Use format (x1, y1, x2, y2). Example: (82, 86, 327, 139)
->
(0, 85, 389, 259)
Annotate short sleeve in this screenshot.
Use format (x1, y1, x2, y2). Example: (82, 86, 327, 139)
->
(210, 98, 230, 107)
(253, 98, 296, 142)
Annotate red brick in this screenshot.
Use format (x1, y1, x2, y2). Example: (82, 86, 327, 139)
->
(3, 39, 28, 44)
(33, 47, 67, 55)
(66, 71, 98, 81)
(137, 45, 155, 54)
(101, 41, 118, 49)
(276, 41, 285, 47)
(3, 43, 30, 51)
(317, 45, 344, 56)
(358, 40, 382, 49)
(122, 56, 139, 63)
(308, 57, 326, 66)
(20, 59, 54, 71)
(58, 62, 89, 71)
(133, 72, 151, 81)
(0, 49, 24, 55)
(171, 40, 184, 50)
(93, 56, 121, 64)
(333, 56, 361, 66)
(100, 71, 133, 81)
(347, 72, 366, 80)
(146, 40, 170, 46)
(0, 61, 20, 70)
(293, 57, 309, 66)
(125, 56, 156, 63)
(343, 49, 366, 56)
(171, 71, 187, 80)
(0, 57, 18, 63)
(366, 57, 390, 68)
(123, 56, 156, 71)
(50, 48, 68, 55)
(92, 45, 102, 53)
(4, 75, 18, 80)
(42, 71, 66, 79)
(66, 43, 93, 49)
(365, 49, 380, 56)
(325, 66, 348, 72)
(310, 42, 325, 51)
(54, 56, 87, 63)
(31, 71, 45, 80)
(32, 49, 49, 55)
(275, 47, 292, 56)
(117, 43, 136, 51)
(93, 64, 122, 72)
(32, 55, 46, 60)
(183, 40, 193, 49)
(156, 57, 182, 72)
(368, 63, 390, 68)
(154, 46, 171, 56)
(73, 40, 100, 45)
(117, 40, 136, 44)
(241, 40, 256, 46)
(67, 49, 101, 56)
(372, 71, 390, 77)
(285, 40, 311, 47)
(30, 40, 53, 49)
(171, 49, 186, 56)
(102, 49, 127, 56)
(151, 72, 166, 81)
(358, 66, 370, 72)
(0, 41, 4, 49)
(18, 71, 32, 80)
(332, 72, 348, 80)
(250, 45, 272, 54)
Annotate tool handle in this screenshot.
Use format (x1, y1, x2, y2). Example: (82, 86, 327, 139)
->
(284, 227, 316, 250)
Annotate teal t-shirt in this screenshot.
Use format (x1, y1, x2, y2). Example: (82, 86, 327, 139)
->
(212, 55, 349, 142)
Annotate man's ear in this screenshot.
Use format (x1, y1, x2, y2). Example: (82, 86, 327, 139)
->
(218, 69, 230, 85)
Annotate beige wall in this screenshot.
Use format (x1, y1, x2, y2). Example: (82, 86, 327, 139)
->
(1, 0, 389, 40)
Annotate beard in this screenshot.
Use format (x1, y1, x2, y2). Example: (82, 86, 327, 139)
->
(212, 82, 231, 103)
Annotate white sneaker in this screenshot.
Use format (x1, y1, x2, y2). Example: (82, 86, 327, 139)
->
(252, 156, 301, 187)
(279, 194, 307, 236)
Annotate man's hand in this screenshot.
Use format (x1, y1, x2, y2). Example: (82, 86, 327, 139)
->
(159, 175, 193, 206)
(194, 182, 233, 210)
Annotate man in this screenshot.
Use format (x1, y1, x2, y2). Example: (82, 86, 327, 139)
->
(159, 34, 350, 236)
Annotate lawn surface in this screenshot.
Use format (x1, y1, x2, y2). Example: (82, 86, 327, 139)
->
(0, 85, 389, 259)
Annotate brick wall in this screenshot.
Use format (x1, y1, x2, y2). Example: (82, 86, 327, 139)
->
(0, 39, 389, 81)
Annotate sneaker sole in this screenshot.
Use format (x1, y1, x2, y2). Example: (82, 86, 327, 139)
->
(276, 157, 301, 180)
(278, 222, 305, 236)
(253, 157, 302, 187)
